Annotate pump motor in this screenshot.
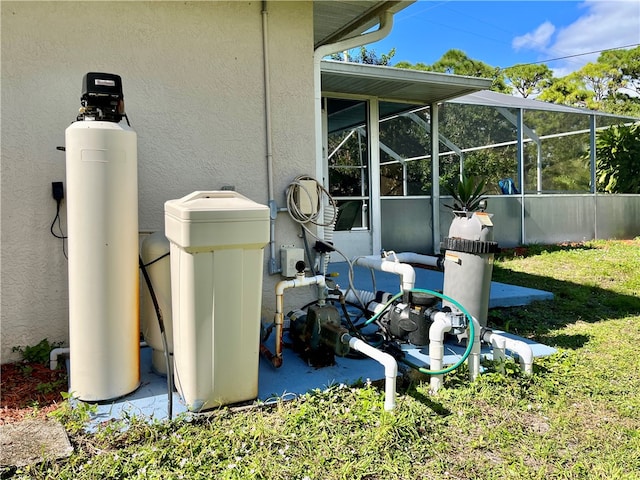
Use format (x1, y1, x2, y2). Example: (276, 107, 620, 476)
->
(288, 304, 349, 367)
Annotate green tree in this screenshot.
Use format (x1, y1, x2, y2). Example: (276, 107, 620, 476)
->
(502, 63, 553, 98)
(576, 61, 623, 110)
(395, 49, 509, 93)
(598, 46, 640, 116)
(331, 46, 395, 66)
(537, 46, 640, 117)
(538, 73, 590, 107)
(592, 122, 640, 193)
(429, 49, 509, 93)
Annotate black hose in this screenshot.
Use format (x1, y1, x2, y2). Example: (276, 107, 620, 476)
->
(138, 255, 173, 420)
(301, 225, 317, 276)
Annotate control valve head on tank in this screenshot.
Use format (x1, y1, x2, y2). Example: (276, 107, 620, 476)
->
(77, 72, 125, 122)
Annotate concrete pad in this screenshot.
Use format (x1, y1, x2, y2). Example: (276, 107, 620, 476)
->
(81, 263, 555, 428)
(0, 418, 73, 467)
(327, 261, 554, 307)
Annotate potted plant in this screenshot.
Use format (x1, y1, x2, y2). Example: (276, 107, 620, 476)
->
(444, 170, 488, 213)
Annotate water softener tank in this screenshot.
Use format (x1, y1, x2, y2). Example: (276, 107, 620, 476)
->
(140, 232, 173, 375)
(441, 212, 499, 328)
(65, 73, 140, 401)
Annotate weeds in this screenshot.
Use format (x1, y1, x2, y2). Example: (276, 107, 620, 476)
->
(12, 239, 640, 479)
(12, 339, 63, 365)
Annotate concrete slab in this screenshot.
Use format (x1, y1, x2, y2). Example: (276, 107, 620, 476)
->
(0, 418, 73, 467)
(326, 261, 554, 307)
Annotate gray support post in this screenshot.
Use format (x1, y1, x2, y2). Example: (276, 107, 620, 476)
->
(590, 114, 598, 238)
(431, 102, 440, 254)
(370, 98, 382, 255)
(517, 108, 526, 244)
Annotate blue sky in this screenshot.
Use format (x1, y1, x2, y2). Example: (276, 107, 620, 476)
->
(366, 0, 640, 76)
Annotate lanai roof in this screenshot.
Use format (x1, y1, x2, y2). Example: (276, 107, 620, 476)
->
(321, 60, 639, 122)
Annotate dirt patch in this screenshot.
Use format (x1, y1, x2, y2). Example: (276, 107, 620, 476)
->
(1, 362, 68, 424)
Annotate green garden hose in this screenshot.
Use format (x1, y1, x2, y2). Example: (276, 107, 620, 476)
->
(364, 288, 476, 376)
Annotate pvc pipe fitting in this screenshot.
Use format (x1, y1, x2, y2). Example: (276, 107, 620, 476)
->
(346, 335, 397, 411)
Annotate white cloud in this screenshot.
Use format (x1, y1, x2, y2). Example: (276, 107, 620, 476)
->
(551, 1, 640, 69)
(512, 21, 556, 51)
(513, 0, 640, 75)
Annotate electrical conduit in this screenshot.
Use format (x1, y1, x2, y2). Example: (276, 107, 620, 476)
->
(261, 1, 281, 275)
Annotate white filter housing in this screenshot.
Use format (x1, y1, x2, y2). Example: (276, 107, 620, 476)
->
(140, 232, 173, 374)
(65, 120, 140, 401)
(164, 191, 269, 411)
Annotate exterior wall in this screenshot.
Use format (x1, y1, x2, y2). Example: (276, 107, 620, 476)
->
(1, 1, 315, 362)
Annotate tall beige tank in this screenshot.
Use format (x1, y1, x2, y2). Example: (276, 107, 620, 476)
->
(65, 121, 140, 401)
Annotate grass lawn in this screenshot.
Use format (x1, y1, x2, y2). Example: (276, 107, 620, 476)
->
(6, 239, 640, 479)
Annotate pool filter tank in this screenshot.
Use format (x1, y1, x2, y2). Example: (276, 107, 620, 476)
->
(441, 212, 499, 328)
(65, 73, 140, 401)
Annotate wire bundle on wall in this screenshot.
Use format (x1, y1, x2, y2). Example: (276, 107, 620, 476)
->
(285, 175, 337, 228)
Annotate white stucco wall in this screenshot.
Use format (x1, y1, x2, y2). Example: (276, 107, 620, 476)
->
(1, 1, 316, 362)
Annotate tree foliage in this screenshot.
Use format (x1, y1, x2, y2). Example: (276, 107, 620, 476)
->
(538, 46, 640, 117)
(502, 64, 553, 98)
(331, 46, 396, 66)
(593, 123, 640, 193)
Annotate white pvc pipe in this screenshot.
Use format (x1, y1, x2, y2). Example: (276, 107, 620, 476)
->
(468, 317, 481, 382)
(490, 334, 506, 374)
(486, 332, 534, 374)
(273, 273, 327, 367)
(392, 252, 441, 269)
(347, 336, 397, 411)
(353, 255, 416, 292)
(429, 312, 452, 393)
(50, 341, 149, 370)
(503, 336, 534, 374)
(49, 347, 70, 370)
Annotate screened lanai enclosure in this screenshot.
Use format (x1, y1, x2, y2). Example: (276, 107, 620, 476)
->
(322, 62, 640, 255)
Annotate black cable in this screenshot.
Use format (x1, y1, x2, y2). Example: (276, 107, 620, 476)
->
(50, 199, 68, 259)
(139, 255, 173, 421)
(301, 225, 317, 276)
(143, 252, 169, 268)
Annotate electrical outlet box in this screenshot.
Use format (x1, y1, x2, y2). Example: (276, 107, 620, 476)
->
(52, 181, 64, 201)
(297, 179, 318, 215)
(281, 247, 305, 277)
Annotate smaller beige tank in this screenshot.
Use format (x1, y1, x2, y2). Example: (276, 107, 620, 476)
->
(140, 232, 173, 375)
